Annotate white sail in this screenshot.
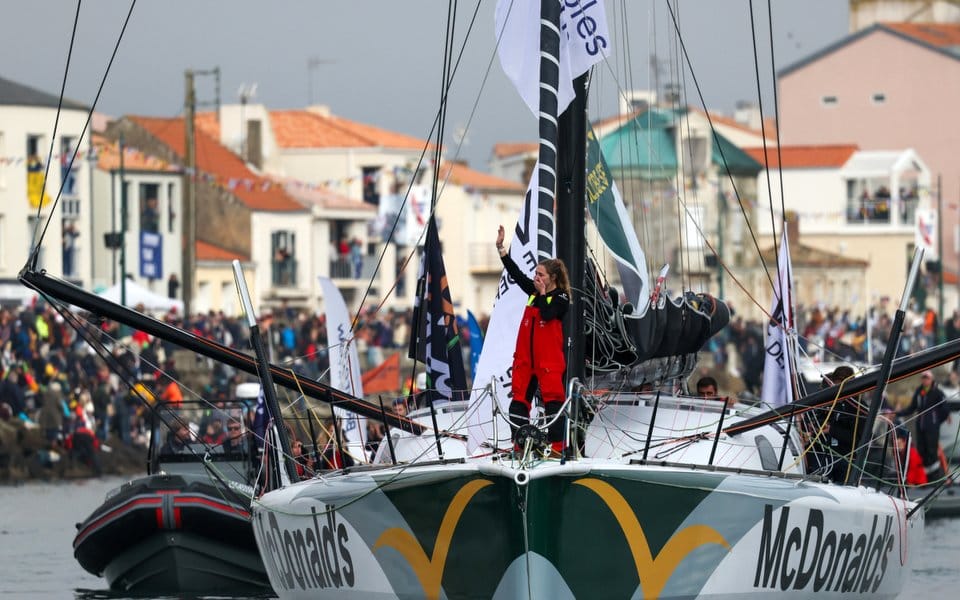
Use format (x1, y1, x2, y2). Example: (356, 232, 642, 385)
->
(318, 276, 368, 454)
(467, 167, 545, 452)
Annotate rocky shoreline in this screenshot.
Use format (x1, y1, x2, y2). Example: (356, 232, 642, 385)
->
(0, 420, 146, 484)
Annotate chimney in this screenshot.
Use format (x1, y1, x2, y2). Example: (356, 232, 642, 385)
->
(305, 104, 331, 117)
(246, 119, 262, 169)
(785, 210, 799, 245)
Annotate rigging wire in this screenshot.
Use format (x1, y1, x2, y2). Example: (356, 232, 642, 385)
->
(346, 0, 483, 331)
(28, 0, 82, 271)
(28, 0, 138, 266)
(748, 0, 782, 266)
(662, 0, 775, 293)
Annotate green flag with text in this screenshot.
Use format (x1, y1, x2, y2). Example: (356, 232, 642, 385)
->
(586, 124, 651, 313)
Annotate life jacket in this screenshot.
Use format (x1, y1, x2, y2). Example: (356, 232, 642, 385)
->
(514, 293, 566, 372)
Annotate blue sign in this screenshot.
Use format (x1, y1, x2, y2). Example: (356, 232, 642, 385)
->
(139, 231, 163, 279)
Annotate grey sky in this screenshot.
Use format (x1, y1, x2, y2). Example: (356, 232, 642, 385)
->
(1, 1, 848, 170)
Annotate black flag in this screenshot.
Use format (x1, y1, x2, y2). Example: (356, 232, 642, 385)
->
(408, 217, 468, 404)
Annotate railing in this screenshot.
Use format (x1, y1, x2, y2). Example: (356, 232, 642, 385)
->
(469, 243, 502, 273)
(271, 258, 298, 287)
(846, 195, 918, 226)
(846, 197, 891, 224)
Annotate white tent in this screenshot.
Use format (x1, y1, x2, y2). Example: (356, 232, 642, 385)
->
(101, 280, 184, 313)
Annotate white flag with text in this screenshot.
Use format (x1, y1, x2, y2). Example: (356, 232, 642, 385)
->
(467, 167, 546, 451)
(495, 0, 610, 117)
(761, 230, 795, 408)
(319, 277, 368, 457)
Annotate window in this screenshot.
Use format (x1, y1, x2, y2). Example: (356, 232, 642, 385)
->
(139, 182, 160, 233)
(27, 215, 44, 270)
(0, 131, 6, 189)
(271, 230, 297, 286)
(61, 136, 78, 197)
(62, 218, 80, 277)
(871, 93, 886, 104)
(821, 95, 838, 106)
(27, 135, 49, 210)
(362, 166, 381, 205)
(167, 182, 176, 233)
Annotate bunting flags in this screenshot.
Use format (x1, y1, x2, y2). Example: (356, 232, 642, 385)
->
(495, 0, 610, 117)
(362, 352, 401, 395)
(761, 228, 795, 408)
(585, 124, 651, 313)
(408, 217, 468, 404)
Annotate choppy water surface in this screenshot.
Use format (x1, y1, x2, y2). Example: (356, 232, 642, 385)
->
(0, 476, 956, 598)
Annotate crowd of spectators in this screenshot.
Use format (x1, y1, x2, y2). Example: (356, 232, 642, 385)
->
(2, 292, 957, 476)
(0, 298, 453, 475)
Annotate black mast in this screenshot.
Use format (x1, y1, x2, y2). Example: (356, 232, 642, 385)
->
(557, 73, 588, 384)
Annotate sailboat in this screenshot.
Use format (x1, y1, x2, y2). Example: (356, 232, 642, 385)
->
(19, 2, 957, 599)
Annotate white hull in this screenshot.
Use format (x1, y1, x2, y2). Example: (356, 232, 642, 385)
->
(252, 456, 922, 599)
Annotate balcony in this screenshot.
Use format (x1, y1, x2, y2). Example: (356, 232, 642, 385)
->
(846, 194, 918, 226)
(271, 257, 298, 287)
(468, 243, 503, 274)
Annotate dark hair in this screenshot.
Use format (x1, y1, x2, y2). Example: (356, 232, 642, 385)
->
(540, 258, 571, 296)
(696, 376, 718, 392)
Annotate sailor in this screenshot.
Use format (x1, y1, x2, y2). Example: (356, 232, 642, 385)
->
(897, 370, 951, 481)
(496, 225, 570, 456)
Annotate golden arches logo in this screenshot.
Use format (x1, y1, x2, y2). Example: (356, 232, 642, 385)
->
(574, 478, 731, 600)
(374, 479, 492, 600)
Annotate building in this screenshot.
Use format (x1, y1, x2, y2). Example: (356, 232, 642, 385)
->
(102, 115, 309, 314)
(778, 22, 960, 280)
(200, 104, 524, 316)
(746, 144, 941, 313)
(0, 76, 91, 303)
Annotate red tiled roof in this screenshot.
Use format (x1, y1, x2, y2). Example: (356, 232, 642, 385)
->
(270, 110, 431, 150)
(194, 111, 220, 141)
(94, 133, 180, 173)
(883, 22, 960, 50)
(492, 142, 537, 159)
(438, 161, 524, 192)
(743, 145, 859, 169)
(129, 116, 304, 212)
(196, 239, 248, 262)
(278, 178, 377, 212)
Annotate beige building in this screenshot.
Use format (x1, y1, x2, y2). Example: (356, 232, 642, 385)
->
(778, 22, 960, 281)
(744, 144, 937, 316)
(199, 104, 524, 317)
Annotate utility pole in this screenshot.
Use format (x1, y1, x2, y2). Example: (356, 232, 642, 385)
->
(119, 133, 127, 307)
(183, 70, 197, 318)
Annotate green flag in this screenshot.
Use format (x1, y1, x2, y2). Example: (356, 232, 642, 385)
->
(586, 124, 651, 313)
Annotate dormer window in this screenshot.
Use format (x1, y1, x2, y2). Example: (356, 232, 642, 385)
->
(871, 93, 886, 104)
(821, 95, 838, 106)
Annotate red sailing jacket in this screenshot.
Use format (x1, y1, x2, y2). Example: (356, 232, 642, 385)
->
(501, 253, 569, 375)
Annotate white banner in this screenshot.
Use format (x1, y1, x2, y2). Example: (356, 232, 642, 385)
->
(915, 208, 938, 258)
(761, 229, 795, 408)
(495, 0, 610, 117)
(467, 167, 545, 451)
(319, 277, 368, 457)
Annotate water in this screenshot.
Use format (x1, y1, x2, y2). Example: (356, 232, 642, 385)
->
(0, 477, 957, 598)
(0, 477, 275, 600)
